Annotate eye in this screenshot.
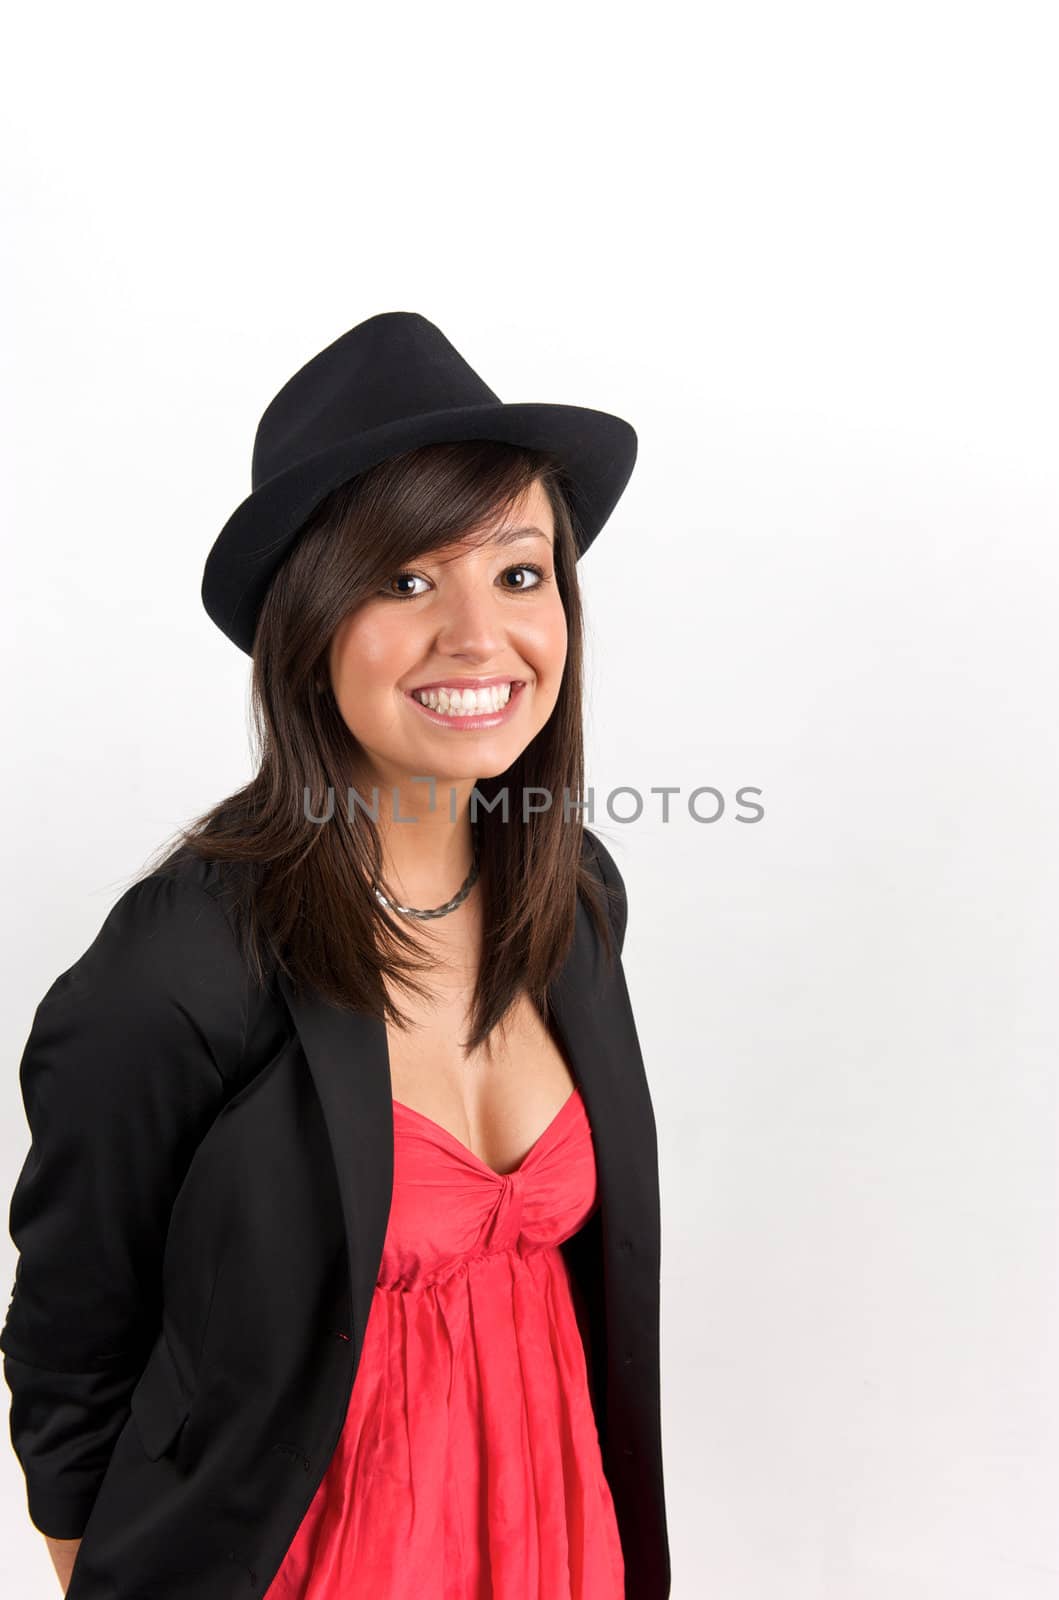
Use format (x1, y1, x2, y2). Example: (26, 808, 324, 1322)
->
(379, 563, 550, 599)
(500, 563, 547, 590)
(381, 572, 430, 598)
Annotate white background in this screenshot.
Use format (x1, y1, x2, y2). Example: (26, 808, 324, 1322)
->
(2, 3, 1057, 1595)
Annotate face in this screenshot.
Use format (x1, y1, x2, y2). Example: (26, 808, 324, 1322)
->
(327, 478, 568, 800)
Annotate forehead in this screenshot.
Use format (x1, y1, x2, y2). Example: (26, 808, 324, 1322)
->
(442, 477, 556, 556)
(489, 477, 555, 535)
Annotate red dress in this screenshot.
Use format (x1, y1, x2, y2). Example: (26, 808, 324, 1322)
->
(263, 1085, 625, 1600)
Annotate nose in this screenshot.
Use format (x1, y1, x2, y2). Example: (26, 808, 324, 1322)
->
(432, 584, 508, 661)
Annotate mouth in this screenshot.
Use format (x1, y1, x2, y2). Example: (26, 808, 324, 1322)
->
(405, 679, 527, 729)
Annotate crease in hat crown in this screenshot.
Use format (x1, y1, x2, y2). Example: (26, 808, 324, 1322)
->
(202, 310, 638, 656)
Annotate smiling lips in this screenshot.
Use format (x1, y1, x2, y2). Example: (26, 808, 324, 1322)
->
(413, 682, 513, 715)
(407, 680, 526, 727)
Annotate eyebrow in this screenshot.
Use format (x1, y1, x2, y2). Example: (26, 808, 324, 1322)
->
(486, 523, 553, 548)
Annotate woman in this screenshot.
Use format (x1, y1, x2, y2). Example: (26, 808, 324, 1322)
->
(1, 312, 670, 1598)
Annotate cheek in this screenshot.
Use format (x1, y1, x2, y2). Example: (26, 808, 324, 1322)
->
(332, 614, 409, 685)
(526, 597, 569, 675)
(329, 619, 413, 735)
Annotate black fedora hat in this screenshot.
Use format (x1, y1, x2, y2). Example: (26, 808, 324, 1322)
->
(201, 310, 638, 655)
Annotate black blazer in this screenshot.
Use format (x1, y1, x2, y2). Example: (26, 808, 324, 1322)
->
(1, 828, 670, 1599)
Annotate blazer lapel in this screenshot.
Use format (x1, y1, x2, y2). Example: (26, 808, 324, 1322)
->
(547, 887, 659, 1260)
(275, 969, 394, 1354)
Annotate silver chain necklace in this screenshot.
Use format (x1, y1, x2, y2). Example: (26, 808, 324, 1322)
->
(372, 821, 480, 920)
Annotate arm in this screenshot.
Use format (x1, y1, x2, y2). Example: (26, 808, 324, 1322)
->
(44, 1535, 80, 1593)
(0, 870, 249, 1541)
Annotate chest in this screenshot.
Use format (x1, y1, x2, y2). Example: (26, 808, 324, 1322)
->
(384, 982, 578, 1177)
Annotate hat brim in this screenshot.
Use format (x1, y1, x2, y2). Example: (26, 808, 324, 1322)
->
(201, 401, 637, 656)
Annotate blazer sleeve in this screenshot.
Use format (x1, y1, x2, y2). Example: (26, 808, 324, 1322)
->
(584, 828, 629, 956)
(0, 871, 249, 1539)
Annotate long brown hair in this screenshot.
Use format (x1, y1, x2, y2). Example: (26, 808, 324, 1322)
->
(141, 440, 615, 1053)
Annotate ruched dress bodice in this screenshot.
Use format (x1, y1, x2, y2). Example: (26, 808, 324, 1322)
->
(263, 1084, 625, 1599)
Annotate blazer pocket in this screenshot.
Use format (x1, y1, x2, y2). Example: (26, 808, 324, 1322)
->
(129, 1327, 193, 1461)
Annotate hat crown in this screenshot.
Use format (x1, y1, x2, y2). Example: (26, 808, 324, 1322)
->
(252, 312, 501, 490)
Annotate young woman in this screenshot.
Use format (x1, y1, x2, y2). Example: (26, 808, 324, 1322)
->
(1, 312, 670, 1598)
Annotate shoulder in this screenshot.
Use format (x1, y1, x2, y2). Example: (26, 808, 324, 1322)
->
(71, 851, 248, 988)
(29, 850, 271, 1091)
(580, 827, 629, 956)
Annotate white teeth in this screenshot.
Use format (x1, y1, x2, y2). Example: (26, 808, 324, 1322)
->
(413, 683, 515, 716)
